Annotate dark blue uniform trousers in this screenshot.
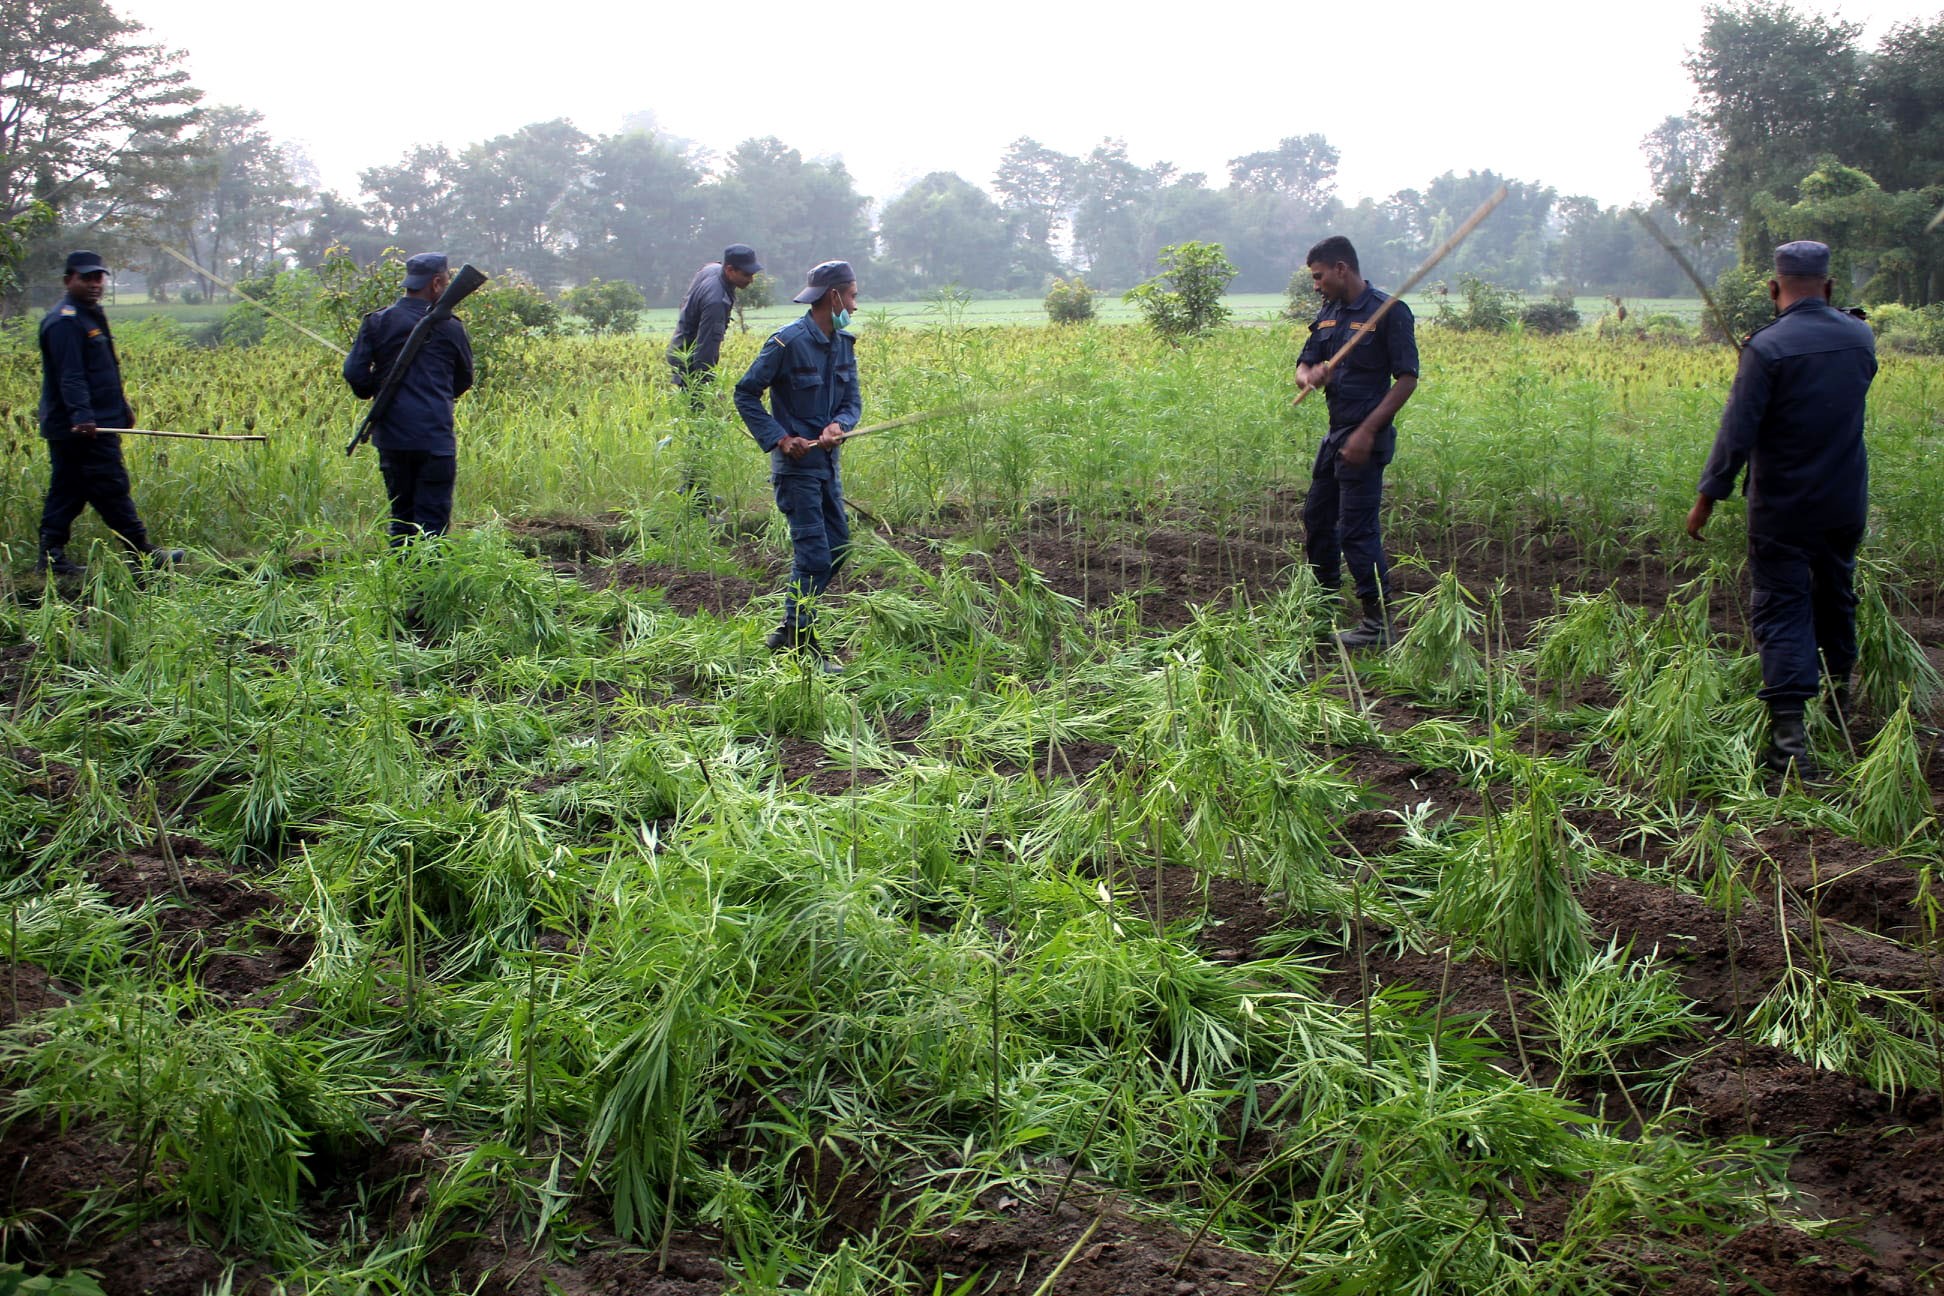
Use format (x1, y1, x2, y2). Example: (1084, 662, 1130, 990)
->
(1303, 432, 1391, 606)
(378, 450, 456, 543)
(775, 474, 849, 629)
(1748, 524, 1863, 707)
(40, 434, 147, 548)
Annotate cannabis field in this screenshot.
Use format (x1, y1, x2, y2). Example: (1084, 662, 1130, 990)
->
(0, 318, 1941, 1295)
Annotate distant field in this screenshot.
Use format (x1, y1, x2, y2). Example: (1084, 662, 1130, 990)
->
(101, 289, 1706, 338)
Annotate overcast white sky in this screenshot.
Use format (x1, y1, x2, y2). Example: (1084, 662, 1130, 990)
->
(117, 0, 1938, 211)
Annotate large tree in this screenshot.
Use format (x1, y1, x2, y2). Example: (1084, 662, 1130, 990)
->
(696, 137, 872, 287)
(150, 105, 308, 298)
(1224, 134, 1341, 291)
(452, 119, 589, 280)
(361, 145, 462, 252)
(567, 128, 704, 302)
(877, 171, 1014, 291)
(993, 137, 1076, 260)
(0, 0, 201, 225)
(1682, 1, 1878, 254)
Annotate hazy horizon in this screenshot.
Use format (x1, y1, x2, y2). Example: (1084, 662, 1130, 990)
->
(117, 0, 1942, 211)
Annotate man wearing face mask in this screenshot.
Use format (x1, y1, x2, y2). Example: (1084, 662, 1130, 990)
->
(1688, 240, 1877, 780)
(734, 260, 861, 671)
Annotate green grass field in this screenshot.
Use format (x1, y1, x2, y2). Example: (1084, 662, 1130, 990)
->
(103, 289, 1710, 339)
(1, 319, 1938, 1294)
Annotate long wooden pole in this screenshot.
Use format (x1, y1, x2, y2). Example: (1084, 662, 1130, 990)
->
(1294, 184, 1509, 407)
(101, 427, 268, 443)
(835, 381, 1063, 443)
(152, 245, 350, 358)
(1632, 210, 1742, 354)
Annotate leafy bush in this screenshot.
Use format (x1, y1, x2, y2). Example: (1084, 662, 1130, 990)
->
(1043, 275, 1096, 324)
(1872, 302, 1944, 355)
(1705, 264, 1774, 344)
(1282, 268, 1318, 321)
(563, 277, 647, 337)
(1520, 298, 1581, 334)
(1436, 275, 1519, 332)
(1124, 241, 1235, 340)
(733, 271, 776, 333)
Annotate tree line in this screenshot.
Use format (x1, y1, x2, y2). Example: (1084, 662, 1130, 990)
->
(4, 0, 1940, 312)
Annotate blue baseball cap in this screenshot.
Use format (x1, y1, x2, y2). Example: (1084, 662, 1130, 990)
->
(1774, 240, 1830, 277)
(64, 251, 108, 276)
(723, 244, 762, 273)
(403, 253, 450, 290)
(791, 260, 855, 304)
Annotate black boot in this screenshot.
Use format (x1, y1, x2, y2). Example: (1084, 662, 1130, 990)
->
(138, 543, 186, 569)
(1765, 707, 1820, 780)
(1336, 600, 1391, 650)
(765, 622, 842, 674)
(37, 543, 84, 578)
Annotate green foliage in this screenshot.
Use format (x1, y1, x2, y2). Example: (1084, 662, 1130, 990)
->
(1872, 302, 1944, 354)
(1705, 263, 1774, 344)
(0, 1265, 107, 1296)
(1856, 565, 1942, 713)
(1845, 699, 1934, 846)
(1533, 940, 1702, 1083)
(1424, 773, 1592, 980)
(1124, 241, 1236, 340)
(1435, 275, 1519, 332)
(442, 274, 560, 388)
(1388, 571, 1485, 703)
(562, 277, 646, 337)
(0, 202, 53, 298)
(1043, 276, 1096, 325)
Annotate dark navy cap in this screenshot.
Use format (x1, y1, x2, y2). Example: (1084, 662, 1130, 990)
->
(791, 260, 855, 304)
(723, 244, 762, 273)
(64, 251, 108, 276)
(403, 252, 450, 290)
(1774, 240, 1830, 277)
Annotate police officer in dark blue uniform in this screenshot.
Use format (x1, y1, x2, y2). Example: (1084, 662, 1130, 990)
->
(735, 260, 861, 672)
(1295, 236, 1420, 648)
(668, 244, 762, 505)
(668, 244, 762, 393)
(35, 250, 183, 576)
(343, 253, 475, 544)
(1689, 240, 1876, 778)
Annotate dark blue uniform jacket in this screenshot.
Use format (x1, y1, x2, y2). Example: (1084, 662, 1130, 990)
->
(1697, 298, 1875, 532)
(1297, 284, 1419, 460)
(343, 297, 475, 454)
(667, 264, 737, 375)
(39, 295, 132, 437)
(735, 314, 861, 479)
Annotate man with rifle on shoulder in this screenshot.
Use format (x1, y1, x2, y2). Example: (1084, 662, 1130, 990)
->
(343, 253, 476, 544)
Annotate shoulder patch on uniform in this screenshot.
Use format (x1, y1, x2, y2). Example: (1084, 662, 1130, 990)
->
(58, 305, 75, 316)
(86, 328, 102, 338)
(766, 333, 788, 348)
(1315, 319, 1337, 329)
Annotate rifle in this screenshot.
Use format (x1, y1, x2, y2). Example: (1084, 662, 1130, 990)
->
(345, 264, 488, 456)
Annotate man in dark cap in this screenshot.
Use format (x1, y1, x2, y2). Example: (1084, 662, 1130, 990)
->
(1294, 235, 1420, 648)
(1688, 240, 1877, 779)
(734, 260, 860, 671)
(343, 252, 475, 543)
(667, 244, 762, 394)
(667, 244, 762, 506)
(35, 250, 183, 576)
